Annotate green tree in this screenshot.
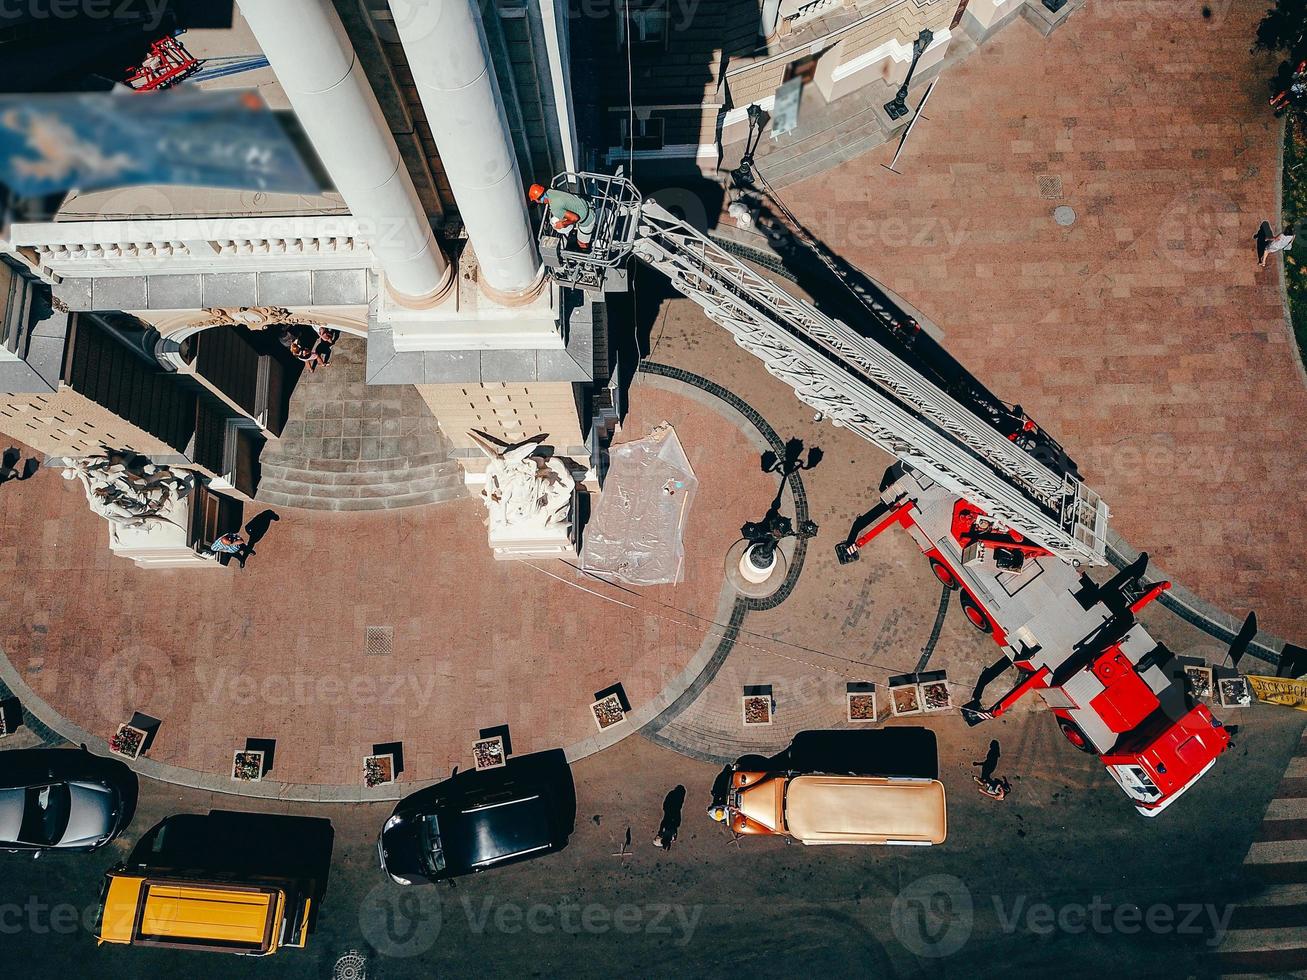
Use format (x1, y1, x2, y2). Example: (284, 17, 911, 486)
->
(1256, 0, 1307, 122)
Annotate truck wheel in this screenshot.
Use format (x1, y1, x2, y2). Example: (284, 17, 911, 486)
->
(929, 558, 959, 590)
(959, 592, 992, 633)
(1058, 718, 1095, 753)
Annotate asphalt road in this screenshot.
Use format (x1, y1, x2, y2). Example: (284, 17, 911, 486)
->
(0, 706, 1303, 980)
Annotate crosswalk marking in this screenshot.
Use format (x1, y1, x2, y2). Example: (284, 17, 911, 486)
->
(1265, 798, 1307, 820)
(1219, 730, 1307, 977)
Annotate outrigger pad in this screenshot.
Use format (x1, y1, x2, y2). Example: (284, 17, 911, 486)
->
(835, 541, 860, 564)
(961, 702, 990, 727)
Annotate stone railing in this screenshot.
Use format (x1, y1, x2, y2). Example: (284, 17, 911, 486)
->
(1, 216, 376, 282)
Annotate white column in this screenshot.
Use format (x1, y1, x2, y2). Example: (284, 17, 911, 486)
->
(388, 0, 542, 301)
(236, 0, 451, 305)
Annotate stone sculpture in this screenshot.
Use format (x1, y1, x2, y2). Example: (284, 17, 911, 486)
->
(470, 430, 575, 535)
(60, 449, 194, 540)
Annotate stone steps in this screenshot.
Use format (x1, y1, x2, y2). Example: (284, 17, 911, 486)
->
(256, 458, 468, 511)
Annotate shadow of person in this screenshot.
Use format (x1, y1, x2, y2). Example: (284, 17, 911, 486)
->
(17, 458, 39, 481)
(975, 739, 1001, 783)
(245, 509, 280, 547)
(656, 785, 686, 849)
(240, 510, 281, 566)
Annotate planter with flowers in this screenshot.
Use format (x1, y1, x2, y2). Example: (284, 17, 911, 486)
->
(109, 724, 148, 760)
(232, 750, 265, 782)
(364, 753, 396, 788)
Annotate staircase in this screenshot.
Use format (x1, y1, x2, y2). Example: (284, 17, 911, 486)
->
(256, 450, 467, 511)
(253, 336, 469, 512)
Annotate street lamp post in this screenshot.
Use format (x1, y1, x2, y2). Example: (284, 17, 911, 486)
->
(883, 28, 934, 121)
(732, 103, 766, 189)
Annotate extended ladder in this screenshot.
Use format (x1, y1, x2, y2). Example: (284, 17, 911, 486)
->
(540, 173, 1109, 566)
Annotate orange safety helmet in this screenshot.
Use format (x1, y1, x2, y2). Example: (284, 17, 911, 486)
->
(528, 183, 547, 202)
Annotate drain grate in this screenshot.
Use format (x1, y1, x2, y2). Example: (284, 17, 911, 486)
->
(334, 952, 368, 980)
(1037, 174, 1064, 199)
(364, 627, 393, 657)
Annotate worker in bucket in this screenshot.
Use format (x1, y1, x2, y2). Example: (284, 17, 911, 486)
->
(529, 183, 596, 250)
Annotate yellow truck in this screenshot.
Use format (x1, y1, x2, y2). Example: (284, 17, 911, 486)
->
(95, 867, 312, 956)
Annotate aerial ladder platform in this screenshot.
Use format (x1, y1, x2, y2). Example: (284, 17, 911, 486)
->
(537, 172, 1238, 815)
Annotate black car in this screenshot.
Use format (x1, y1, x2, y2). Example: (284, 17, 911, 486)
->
(379, 762, 573, 884)
(0, 747, 135, 854)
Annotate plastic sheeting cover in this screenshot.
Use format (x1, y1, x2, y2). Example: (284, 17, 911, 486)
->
(581, 422, 697, 586)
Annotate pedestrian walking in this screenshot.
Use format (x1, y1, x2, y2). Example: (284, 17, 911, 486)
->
(1256, 221, 1295, 267)
(653, 785, 686, 850)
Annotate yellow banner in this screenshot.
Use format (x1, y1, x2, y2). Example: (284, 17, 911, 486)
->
(1247, 675, 1307, 712)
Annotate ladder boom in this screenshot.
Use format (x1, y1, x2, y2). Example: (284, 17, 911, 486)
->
(540, 174, 1110, 566)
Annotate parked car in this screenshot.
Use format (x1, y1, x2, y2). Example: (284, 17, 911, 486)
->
(379, 765, 572, 884)
(708, 770, 947, 845)
(0, 747, 134, 854)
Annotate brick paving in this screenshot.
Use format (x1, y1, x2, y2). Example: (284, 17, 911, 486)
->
(774, 4, 1307, 639)
(0, 385, 773, 787)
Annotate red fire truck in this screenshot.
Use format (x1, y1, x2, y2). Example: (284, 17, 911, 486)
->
(837, 464, 1235, 817)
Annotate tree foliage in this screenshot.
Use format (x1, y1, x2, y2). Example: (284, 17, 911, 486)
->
(1257, 0, 1307, 120)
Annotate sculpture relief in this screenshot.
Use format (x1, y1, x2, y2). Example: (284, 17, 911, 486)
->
(192, 307, 325, 331)
(60, 449, 195, 541)
(470, 430, 575, 535)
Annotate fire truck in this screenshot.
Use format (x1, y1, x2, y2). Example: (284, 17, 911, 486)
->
(836, 463, 1239, 816)
(538, 172, 1242, 815)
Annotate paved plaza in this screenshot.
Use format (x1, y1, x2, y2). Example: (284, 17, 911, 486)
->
(0, 382, 773, 790)
(777, 0, 1307, 639)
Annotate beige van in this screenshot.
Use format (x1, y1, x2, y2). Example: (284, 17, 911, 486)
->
(708, 772, 947, 845)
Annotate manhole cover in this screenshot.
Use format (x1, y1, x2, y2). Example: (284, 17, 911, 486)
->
(1036, 174, 1063, 199)
(365, 626, 393, 657)
(1053, 205, 1077, 226)
(334, 951, 368, 980)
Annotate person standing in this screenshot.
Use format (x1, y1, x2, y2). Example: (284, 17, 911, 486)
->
(529, 183, 597, 250)
(1256, 221, 1295, 267)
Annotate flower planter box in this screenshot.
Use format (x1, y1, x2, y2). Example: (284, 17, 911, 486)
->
(1218, 676, 1253, 708)
(889, 684, 923, 717)
(109, 724, 148, 760)
(591, 693, 627, 732)
(364, 753, 396, 788)
(742, 694, 773, 726)
(472, 735, 506, 771)
(232, 750, 265, 782)
(920, 680, 952, 713)
(846, 690, 877, 723)
(1184, 665, 1214, 702)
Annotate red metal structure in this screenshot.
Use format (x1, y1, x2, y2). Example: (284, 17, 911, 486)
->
(124, 34, 201, 92)
(838, 464, 1240, 817)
